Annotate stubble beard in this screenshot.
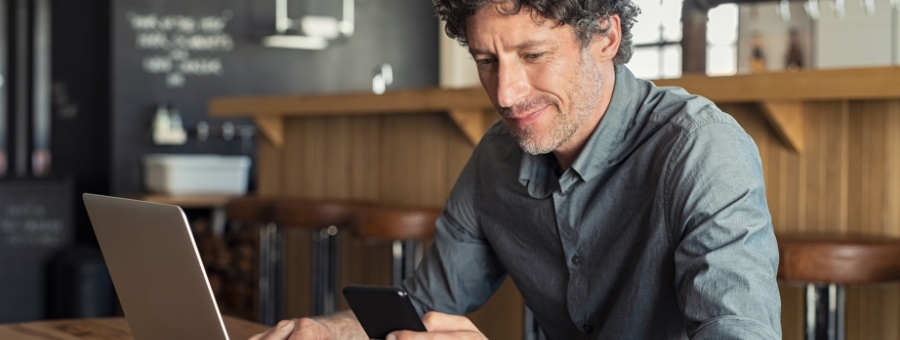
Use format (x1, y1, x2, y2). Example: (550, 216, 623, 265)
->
(504, 51, 603, 155)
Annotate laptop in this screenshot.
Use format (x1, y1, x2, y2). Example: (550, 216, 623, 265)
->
(83, 193, 230, 340)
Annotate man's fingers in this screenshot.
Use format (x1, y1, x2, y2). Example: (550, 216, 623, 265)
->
(247, 319, 296, 340)
(388, 330, 485, 340)
(420, 312, 479, 332)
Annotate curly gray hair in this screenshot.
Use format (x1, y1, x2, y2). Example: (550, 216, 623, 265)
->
(434, 0, 640, 65)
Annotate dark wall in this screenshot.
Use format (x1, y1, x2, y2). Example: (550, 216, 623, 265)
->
(110, 0, 440, 194)
(51, 0, 110, 244)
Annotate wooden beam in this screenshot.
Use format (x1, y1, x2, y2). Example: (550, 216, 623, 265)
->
(447, 109, 491, 145)
(758, 101, 804, 153)
(253, 116, 284, 148)
(652, 66, 900, 103)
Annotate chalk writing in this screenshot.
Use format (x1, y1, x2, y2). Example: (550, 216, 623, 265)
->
(126, 10, 234, 88)
(0, 202, 66, 247)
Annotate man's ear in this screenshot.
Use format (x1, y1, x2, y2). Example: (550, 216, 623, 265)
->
(591, 15, 622, 62)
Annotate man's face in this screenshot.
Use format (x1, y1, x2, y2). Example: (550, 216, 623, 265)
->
(466, 5, 603, 155)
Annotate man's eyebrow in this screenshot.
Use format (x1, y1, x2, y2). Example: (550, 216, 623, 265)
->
(469, 39, 552, 56)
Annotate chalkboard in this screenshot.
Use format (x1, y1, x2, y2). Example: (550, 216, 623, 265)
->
(0, 178, 74, 322)
(110, 0, 440, 195)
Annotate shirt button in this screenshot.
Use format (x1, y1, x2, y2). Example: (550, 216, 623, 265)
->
(571, 255, 581, 265)
(583, 324, 593, 333)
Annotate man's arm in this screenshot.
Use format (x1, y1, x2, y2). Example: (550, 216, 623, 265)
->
(666, 118, 782, 339)
(248, 310, 367, 340)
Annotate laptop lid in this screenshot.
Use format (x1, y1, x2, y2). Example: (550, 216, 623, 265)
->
(83, 193, 229, 340)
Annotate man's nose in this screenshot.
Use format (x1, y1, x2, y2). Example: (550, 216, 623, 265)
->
(495, 61, 529, 109)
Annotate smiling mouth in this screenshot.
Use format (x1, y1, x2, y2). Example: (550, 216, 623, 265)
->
(505, 104, 550, 125)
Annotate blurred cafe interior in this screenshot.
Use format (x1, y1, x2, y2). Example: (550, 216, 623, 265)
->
(2, 0, 900, 339)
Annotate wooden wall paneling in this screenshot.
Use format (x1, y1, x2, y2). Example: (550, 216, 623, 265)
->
(802, 105, 821, 234)
(782, 134, 803, 232)
(846, 102, 865, 237)
(349, 116, 381, 201)
(321, 117, 354, 199)
(420, 114, 451, 206)
(888, 101, 900, 236)
(257, 137, 284, 196)
(444, 115, 476, 193)
(863, 102, 894, 339)
(809, 108, 826, 234)
(378, 115, 409, 205)
(864, 103, 887, 235)
(823, 101, 850, 234)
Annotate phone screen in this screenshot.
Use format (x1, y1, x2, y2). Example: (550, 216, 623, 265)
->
(342, 285, 427, 339)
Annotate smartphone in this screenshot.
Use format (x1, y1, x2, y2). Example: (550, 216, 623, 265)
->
(342, 284, 427, 339)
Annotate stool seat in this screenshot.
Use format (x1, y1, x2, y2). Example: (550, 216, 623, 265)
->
(777, 234, 900, 340)
(355, 206, 441, 241)
(274, 199, 368, 230)
(225, 196, 277, 223)
(778, 235, 900, 284)
(354, 206, 440, 287)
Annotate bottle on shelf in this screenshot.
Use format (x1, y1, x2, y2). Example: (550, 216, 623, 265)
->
(750, 32, 766, 73)
(785, 28, 804, 71)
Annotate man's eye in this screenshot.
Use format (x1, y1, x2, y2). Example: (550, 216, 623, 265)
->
(475, 58, 496, 65)
(524, 53, 544, 60)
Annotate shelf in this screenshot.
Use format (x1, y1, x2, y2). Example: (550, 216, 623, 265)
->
(210, 66, 900, 152)
(209, 87, 495, 146)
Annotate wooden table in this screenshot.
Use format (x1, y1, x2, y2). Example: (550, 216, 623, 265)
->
(0, 315, 269, 339)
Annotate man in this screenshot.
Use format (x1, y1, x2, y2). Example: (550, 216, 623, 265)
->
(253, 0, 782, 338)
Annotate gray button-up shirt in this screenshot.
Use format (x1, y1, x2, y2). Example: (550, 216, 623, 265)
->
(403, 66, 782, 339)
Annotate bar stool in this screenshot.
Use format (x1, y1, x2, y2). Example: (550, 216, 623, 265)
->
(274, 199, 367, 316)
(777, 235, 900, 340)
(224, 196, 278, 325)
(354, 206, 440, 286)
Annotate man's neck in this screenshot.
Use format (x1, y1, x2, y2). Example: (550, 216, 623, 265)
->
(553, 65, 617, 173)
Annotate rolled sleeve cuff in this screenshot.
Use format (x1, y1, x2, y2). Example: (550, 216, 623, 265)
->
(691, 316, 782, 340)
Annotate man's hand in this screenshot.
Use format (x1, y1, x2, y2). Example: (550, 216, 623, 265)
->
(248, 318, 336, 340)
(387, 312, 487, 340)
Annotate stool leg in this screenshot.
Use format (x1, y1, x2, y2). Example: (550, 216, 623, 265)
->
(805, 283, 845, 340)
(324, 226, 339, 315)
(402, 240, 420, 280)
(311, 225, 340, 316)
(829, 284, 845, 340)
(392, 240, 422, 287)
(258, 223, 282, 326)
(311, 230, 326, 316)
(392, 240, 404, 287)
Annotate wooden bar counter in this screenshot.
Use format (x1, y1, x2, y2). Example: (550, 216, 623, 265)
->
(211, 66, 900, 340)
(0, 316, 267, 339)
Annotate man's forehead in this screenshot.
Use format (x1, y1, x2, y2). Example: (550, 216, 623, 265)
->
(465, 5, 569, 52)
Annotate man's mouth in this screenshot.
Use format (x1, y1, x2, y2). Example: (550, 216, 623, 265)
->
(504, 104, 551, 126)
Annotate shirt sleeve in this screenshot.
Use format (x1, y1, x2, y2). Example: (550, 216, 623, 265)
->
(401, 142, 507, 316)
(664, 117, 782, 340)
